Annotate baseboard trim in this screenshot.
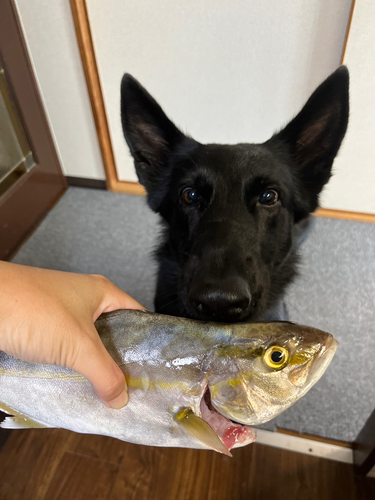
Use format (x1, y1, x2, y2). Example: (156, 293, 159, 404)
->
(255, 428, 353, 464)
(314, 207, 375, 223)
(277, 428, 352, 448)
(65, 176, 107, 190)
(109, 179, 146, 195)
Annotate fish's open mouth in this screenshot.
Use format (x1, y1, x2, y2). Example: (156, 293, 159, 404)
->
(199, 387, 256, 451)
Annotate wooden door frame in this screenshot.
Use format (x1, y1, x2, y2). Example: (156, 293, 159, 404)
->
(70, 0, 375, 222)
(354, 409, 375, 476)
(69, 0, 144, 195)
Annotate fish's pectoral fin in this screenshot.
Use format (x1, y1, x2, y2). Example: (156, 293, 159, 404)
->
(174, 407, 232, 457)
(0, 402, 55, 429)
(0, 416, 47, 429)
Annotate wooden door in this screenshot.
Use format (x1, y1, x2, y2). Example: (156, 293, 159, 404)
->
(0, 0, 66, 261)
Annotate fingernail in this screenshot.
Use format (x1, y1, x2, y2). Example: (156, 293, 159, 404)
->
(106, 390, 128, 409)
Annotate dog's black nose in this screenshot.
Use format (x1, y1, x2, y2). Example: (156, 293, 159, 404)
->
(188, 279, 251, 321)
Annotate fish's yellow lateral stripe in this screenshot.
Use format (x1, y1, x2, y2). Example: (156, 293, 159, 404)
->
(0, 368, 85, 381)
(0, 369, 194, 390)
(126, 375, 191, 392)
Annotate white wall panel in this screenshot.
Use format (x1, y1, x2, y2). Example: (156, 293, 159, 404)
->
(87, 0, 353, 206)
(16, 0, 374, 213)
(14, 0, 105, 180)
(320, 0, 375, 213)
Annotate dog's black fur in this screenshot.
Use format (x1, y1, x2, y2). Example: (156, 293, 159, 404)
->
(121, 68, 349, 322)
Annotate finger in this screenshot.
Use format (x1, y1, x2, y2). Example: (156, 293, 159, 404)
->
(95, 278, 146, 320)
(71, 332, 128, 409)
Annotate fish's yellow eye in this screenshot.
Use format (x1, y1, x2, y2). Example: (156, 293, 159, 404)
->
(263, 346, 289, 370)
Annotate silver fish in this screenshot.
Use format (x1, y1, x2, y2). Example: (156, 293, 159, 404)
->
(0, 310, 337, 456)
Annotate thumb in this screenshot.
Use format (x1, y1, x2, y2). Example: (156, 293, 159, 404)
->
(71, 329, 128, 409)
(94, 277, 146, 320)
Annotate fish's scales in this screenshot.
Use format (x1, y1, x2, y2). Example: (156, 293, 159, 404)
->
(0, 310, 225, 449)
(0, 310, 337, 452)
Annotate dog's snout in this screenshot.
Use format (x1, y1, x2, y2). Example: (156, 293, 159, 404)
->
(188, 279, 251, 321)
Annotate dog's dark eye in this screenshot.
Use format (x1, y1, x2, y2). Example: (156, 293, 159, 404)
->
(259, 189, 279, 206)
(182, 188, 200, 205)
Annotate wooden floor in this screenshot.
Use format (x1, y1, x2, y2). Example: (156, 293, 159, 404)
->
(0, 429, 375, 500)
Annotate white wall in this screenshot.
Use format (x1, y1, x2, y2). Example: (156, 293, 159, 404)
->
(15, 1, 375, 214)
(87, 0, 355, 209)
(14, 0, 105, 180)
(320, 0, 375, 213)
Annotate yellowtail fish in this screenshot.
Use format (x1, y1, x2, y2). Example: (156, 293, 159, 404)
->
(0, 310, 337, 456)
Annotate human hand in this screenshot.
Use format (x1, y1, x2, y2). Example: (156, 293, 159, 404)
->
(0, 261, 144, 409)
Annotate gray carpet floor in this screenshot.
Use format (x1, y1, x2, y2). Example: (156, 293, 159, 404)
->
(12, 187, 375, 442)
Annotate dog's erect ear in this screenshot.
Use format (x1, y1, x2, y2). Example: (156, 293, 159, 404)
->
(121, 74, 185, 195)
(271, 66, 349, 220)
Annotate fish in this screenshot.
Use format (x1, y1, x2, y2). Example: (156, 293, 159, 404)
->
(0, 310, 337, 456)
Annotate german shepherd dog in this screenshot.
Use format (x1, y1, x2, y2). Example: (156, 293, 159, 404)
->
(121, 67, 349, 322)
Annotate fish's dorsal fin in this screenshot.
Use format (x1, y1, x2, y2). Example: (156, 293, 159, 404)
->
(0, 401, 55, 429)
(174, 407, 232, 457)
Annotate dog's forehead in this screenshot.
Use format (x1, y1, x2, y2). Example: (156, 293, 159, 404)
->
(182, 143, 292, 186)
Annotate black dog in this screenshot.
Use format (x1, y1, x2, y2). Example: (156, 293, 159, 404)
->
(121, 68, 349, 322)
